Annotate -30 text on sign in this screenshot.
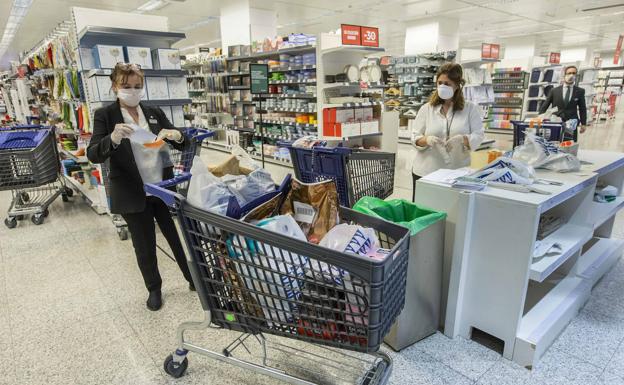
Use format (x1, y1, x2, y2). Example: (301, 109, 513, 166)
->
(361, 26, 379, 47)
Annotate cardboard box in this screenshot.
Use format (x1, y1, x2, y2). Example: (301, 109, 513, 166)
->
(124, 46, 153, 69)
(171, 106, 185, 127)
(361, 107, 374, 121)
(93, 45, 124, 69)
(323, 108, 355, 123)
(167, 77, 188, 99)
(145, 77, 169, 100)
(94, 76, 115, 101)
(79, 48, 96, 70)
(361, 120, 379, 135)
(151, 48, 181, 70)
(342, 122, 361, 137)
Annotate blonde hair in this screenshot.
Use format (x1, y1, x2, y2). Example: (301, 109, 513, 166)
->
(429, 63, 466, 111)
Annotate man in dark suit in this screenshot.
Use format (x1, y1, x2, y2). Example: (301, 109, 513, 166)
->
(538, 65, 587, 140)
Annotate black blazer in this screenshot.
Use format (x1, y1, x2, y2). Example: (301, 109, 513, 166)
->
(87, 101, 185, 214)
(538, 85, 587, 125)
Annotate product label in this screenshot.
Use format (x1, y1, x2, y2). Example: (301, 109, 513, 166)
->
(293, 201, 316, 224)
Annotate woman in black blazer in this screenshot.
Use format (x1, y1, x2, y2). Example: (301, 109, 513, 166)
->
(87, 63, 194, 311)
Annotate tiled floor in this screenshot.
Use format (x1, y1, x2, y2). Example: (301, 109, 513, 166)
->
(1, 111, 624, 384)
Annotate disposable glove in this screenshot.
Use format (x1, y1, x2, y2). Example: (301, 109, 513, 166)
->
(157, 128, 183, 142)
(111, 123, 134, 145)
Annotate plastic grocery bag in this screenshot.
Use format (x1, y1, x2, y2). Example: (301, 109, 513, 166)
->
(231, 145, 260, 171)
(353, 197, 446, 236)
(513, 133, 580, 172)
(187, 156, 236, 215)
(129, 141, 172, 184)
(232, 214, 309, 325)
(320, 224, 379, 257)
(222, 168, 275, 207)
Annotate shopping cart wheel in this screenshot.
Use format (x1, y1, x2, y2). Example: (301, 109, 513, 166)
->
(4, 217, 17, 229)
(31, 214, 44, 225)
(164, 354, 188, 378)
(117, 228, 129, 241)
(62, 194, 69, 202)
(64, 187, 74, 197)
(42, 209, 49, 218)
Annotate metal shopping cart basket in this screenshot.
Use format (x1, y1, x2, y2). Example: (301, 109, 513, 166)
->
(512, 120, 565, 148)
(102, 127, 214, 240)
(281, 143, 396, 207)
(145, 180, 410, 385)
(0, 124, 73, 228)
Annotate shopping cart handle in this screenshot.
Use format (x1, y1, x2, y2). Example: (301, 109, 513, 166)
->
(192, 128, 214, 141)
(154, 172, 192, 189)
(0, 124, 51, 131)
(144, 181, 181, 208)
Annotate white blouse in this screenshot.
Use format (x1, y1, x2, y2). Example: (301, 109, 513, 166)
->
(410, 101, 484, 176)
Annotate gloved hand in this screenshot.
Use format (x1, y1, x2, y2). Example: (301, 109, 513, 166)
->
(446, 135, 467, 152)
(111, 123, 134, 145)
(425, 135, 444, 147)
(157, 128, 183, 142)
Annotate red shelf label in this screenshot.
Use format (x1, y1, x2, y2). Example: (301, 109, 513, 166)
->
(361, 26, 379, 47)
(549, 52, 561, 64)
(341, 24, 362, 45)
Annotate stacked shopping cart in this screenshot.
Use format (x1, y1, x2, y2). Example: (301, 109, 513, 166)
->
(0, 124, 72, 227)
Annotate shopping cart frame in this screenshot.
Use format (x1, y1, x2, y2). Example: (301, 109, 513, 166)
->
(1, 124, 73, 228)
(145, 182, 409, 385)
(512, 120, 565, 148)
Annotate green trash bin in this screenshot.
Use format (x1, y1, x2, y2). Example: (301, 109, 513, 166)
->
(354, 197, 446, 351)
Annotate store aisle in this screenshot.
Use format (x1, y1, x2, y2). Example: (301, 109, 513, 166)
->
(1, 114, 624, 385)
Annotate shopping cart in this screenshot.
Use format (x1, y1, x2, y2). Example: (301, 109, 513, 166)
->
(281, 143, 396, 207)
(0, 124, 72, 228)
(145, 180, 410, 385)
(102, 127, 214, 240)
(512, 120, 565, 148)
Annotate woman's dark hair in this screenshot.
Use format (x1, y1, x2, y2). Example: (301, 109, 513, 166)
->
(429, 63, 466, 110)
(109, 63, 144, 88)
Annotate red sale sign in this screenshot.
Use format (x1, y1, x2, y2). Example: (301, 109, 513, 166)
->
(481, 43, 491, 59)
(361, 26, 379, 47)
(549, 52, 561, 64)
(490, 44, 500, 59)
(614, 35, 623, 65)
(341, 24, 361, 45)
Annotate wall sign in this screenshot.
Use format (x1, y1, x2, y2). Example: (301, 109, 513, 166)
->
(361, 26, 379, 47)
(250, 63, 268, 94)
(481, 43, 500, 59)
(615, 35, 623, 65)
(341, 24, 362, 45)
(549, 52, 561, 64)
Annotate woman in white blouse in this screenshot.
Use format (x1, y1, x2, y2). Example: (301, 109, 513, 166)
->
(411, 63, 484, 200)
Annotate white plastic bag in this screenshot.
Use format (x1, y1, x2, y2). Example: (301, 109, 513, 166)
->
(471, 157, 535, 185)
(320, 224, 379, 257)
(231, 145, 259, 170)
(512, 133, 580, 172)
(187, 156, 235, 215)
(221, 168, 275, 207)
(128, 126, 173, 184)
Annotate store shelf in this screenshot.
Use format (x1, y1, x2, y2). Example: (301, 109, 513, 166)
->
(86, 69, 186, 78)
(269, 79, 316, 85)
(60, 148, 88, 163)
(269, 64, 316, 73)
(576, 238, 624, 286)
(228, 85, 250, 90)
(261, 93, 316, 99)
(63, 175, 107, 214)
(322, 46, 385, 55)
(323, 101, 383, 108)
(226, 72, 250, 76)
(266, 107, 316, 113)
(78, 26, 186, 49)
(493, 89, 525, 93)
(188, 89, 205, 92)
(515, 275, 590, 367)
(141, 99, 192, 107)
(228, 45, 316, 61)
(203, 141, 294, 168)
(254, 120, 317, 129)
(322, 82, 386, 89)
(486, 128, 514, 135)
(464, 83, 493, 88)
(530, 224, 593, 282)
(587, 197, 624, 229)
(327, 132, 382, 141)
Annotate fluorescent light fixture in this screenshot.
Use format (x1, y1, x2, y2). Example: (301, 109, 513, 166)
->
(179, 16, 219, 31)
(134, 0, 169, 14)
(0, 0, 34, 61)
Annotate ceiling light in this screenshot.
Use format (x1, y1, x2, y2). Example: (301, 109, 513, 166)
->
(0, 0, 34, 61)
(134, 0, 169, 14)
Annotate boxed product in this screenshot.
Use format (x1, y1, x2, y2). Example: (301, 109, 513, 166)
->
(171, 106, 185, 127)
(151, 48, 181, 70)
(92, 75, 115, 102)
(323, 108, 354, 123)
(323, 122, 361, 138)
(167, 77, 188, 99)
(354, 107, 374, 121)
(93, 45, 124, 69)
(79, 48, 96, 70)
(145, 77, 169, 100)
(124, 46, 153, 69)
(161, 106, 173, 124)
(360, 120, 379, 135)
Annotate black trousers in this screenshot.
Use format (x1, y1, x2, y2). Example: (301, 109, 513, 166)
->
(121, 196, 193, 292)
(412, 173, 421, 201)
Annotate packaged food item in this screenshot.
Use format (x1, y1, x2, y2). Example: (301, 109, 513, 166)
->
(280, 178, 340, 243)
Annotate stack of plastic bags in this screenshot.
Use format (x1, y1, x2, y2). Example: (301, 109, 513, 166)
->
(512, 133, 580, 172)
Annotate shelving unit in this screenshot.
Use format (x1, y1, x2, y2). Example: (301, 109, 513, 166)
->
(592, 67, 624, 122)
(388, 52, 455, 139)
(489, 68, 527, 135)
(414, 149, 624, 369)
(461, 59, 496, 131)
(524, 64, 563, 119)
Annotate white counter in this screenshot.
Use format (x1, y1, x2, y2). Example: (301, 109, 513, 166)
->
(414, 150, 624, 369)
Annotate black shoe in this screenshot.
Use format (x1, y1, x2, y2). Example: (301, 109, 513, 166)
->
(146, 290, 162, 311)
(189, 282, 196, 292)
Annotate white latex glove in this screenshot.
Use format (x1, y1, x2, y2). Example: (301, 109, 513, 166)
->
(425, 135, 444, 147)
(446, 135, 467, 152)
(157, 128, 183, 142)
(111, 123, 134, 145)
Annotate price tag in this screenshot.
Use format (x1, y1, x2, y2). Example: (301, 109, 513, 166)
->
(293, 201, 316, 224)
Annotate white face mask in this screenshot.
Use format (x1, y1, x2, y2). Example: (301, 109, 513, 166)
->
(117, 88, 144, 107)
(565, 74, 576, 84)
(437, 84, 455, 100)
